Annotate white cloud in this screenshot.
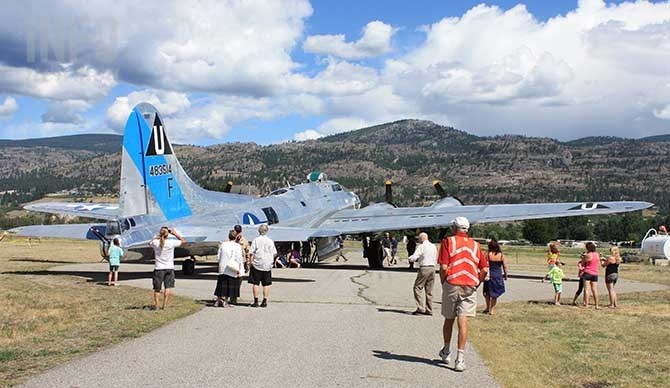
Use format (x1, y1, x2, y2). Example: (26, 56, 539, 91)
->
(106, 89, 191, 129)
(0, 65, 115, 101)
(654, 105, 670, 120)
(109, 93, 309, 142)
(41, 100, 90, 124)
(294, 129, 321, 141)
(2, 0, 670, 142)
(0, 0, 312, 95)
(294, 117, 369, 140)
(287, 58, 379, 96)
(374, 1, 670, 139)
(303, 20, 395, 60)
(0, 96, 18, 117)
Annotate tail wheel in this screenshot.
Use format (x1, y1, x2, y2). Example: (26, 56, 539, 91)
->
(182, 257, 195, 276)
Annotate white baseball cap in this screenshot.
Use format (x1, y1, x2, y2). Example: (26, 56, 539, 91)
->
(452, 217, 470, 231)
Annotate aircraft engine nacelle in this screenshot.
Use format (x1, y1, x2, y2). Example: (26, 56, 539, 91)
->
(641, 230, 670, 260)
(315, 236, 340, 261)
(430, 197, 464, 208)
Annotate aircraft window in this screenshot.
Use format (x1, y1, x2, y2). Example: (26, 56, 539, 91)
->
(261, 207, 279, 225)
(106, 220, 121, 235)
(300, 201, 306, 207)
(270, 189, 288, 196)
(129, 218, 136, 227)
(122, 219, 131, 231)
(332, 184, 343, 192)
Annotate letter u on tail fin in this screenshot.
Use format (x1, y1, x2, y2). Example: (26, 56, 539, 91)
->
(119, 103, 193, 220)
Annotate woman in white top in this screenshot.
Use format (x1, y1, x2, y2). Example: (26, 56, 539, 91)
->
(214, 230, 244, 307)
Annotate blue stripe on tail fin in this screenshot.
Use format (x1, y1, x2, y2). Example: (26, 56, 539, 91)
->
(119, 103, 192, 220)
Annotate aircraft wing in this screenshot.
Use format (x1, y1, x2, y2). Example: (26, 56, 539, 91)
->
(24, 202, 119, 220)
(316, 201, 654, 235)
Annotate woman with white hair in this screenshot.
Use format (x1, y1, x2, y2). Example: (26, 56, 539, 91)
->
(248, 224, 277, 307)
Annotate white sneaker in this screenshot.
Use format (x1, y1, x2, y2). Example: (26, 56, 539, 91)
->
(439, 346, 451, 364)
(454, 358, 466, 372)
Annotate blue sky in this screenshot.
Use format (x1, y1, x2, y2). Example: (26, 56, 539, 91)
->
(0, 0, 668, 144)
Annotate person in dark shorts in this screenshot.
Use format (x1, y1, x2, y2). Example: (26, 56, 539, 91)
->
(107, 238, 124, 286)
(581, 242, 601, 309)
(248, 224, 277, 307)
(214, 230, 243, 307)
(602, 246, 621, 308)
(149, 227, 186, 310)
(390, 235, 398, 265)
(571, 260, 586, 306)
(406, 234, 417, 269)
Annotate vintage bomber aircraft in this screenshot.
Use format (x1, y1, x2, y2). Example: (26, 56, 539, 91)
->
(13, 103, 653, 272)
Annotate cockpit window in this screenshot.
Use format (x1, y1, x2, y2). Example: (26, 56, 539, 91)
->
(270, 188, 288, 196)
(261, 207, 279, 225)
(331, 184, 343, 192)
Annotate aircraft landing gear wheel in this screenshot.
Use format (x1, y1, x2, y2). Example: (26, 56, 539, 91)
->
(183, 257, 195, 276)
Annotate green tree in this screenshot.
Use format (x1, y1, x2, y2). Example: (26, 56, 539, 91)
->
(557, 216, 593, 241)
(523, 219, 558, 244)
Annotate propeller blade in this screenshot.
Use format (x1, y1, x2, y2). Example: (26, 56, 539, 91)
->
(385, 179, 393, 204)
(223, 181, 233, 193)
(433, 180, 447, 198)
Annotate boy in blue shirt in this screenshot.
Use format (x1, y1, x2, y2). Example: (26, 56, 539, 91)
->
(107, 238, 123, 286)
(544, 261, 565, 305)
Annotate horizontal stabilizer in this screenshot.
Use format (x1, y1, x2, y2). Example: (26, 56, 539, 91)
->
(24, 202, 119, 220)
(11, 223, 101, 240)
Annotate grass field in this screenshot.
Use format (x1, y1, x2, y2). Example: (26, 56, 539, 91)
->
(469, 290, 670, 388)
(347, 240, 670, 387)
(470, 246, 670, 387)
(0, 236, 202, 387)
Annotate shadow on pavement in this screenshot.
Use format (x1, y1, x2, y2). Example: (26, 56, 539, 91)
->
(7, 269, 316, 284)
(9, 258, 85, 264)
(372, 350, 446, 368)
(376, 307, 411, 315)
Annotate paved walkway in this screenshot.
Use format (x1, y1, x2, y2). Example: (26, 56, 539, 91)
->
(20, 256, 666, 388)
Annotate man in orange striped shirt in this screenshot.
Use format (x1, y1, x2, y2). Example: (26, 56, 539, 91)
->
(437, 217, 489, 372)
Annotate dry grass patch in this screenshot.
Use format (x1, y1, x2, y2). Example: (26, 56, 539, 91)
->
(470, 290, 670, 388)
(0, 236, 202, 387)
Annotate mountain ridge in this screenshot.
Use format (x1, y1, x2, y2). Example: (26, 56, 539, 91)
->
(1, 120, 668, 210)
(1, 119, 668, 151)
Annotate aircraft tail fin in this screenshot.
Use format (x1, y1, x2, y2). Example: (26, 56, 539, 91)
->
(119, 103, 197, 220)
(119, 103, 254, 221)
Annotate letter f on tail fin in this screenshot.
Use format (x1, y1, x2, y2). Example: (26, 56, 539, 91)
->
(119, 103, 192, 220)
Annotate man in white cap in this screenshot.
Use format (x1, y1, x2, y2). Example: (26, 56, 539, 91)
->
(437, 217, 488, 371)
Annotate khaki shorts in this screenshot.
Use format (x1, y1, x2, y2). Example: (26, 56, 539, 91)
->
(441, 282, 477, 319)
